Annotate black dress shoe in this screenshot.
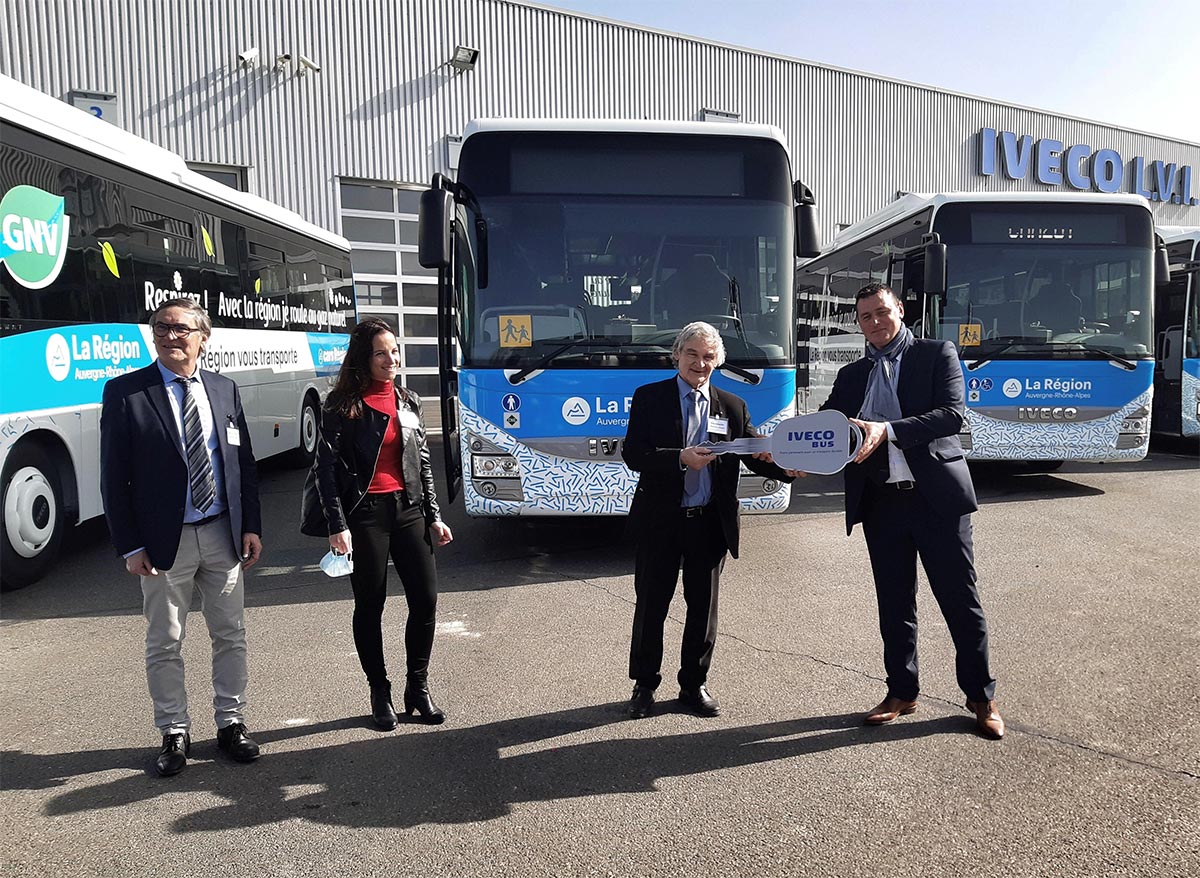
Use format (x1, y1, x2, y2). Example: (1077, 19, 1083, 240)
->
(370, 683, 399, 731)
(216, 722, 260, 762)
(628, 684, 655, 719)
(155, 732, 190, 777)
(678, 685, 721, 717)
(403, 684, 446, 725)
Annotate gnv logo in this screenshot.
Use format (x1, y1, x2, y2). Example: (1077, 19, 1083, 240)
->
(561, 396, 591, 425)
(1002, 378, 1023, 399)
(45, 333, 71, 382)
(1, 185, 71, 290)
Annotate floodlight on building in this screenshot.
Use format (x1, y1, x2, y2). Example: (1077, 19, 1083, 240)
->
(450, 45, 479, 71)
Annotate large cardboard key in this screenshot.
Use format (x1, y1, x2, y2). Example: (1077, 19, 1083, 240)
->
(701, 410, 864, 475)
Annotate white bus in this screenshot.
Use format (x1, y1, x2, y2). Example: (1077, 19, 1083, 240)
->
(418, 118, 819, 514)
(1, 75, 356, 588)
(796, 191, 1165, 464)
(1154, 226, 1200, 438)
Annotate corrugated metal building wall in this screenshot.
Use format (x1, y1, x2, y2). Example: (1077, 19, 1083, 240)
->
(5, 0, 1198, 234)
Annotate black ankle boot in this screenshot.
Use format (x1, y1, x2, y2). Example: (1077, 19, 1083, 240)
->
(370, 683, 398, 731)
(403, 683, 445, 725)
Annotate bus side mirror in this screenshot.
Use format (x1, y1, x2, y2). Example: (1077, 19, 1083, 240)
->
(418, 187, 453, 269)
(793, 181, 821, 259)
(1155, 242, 1171, 287)
(923, 233, 947, 296)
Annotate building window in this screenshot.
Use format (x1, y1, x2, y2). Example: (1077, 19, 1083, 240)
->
(340, 179, 440, 402)
(188, 162, 247, 191)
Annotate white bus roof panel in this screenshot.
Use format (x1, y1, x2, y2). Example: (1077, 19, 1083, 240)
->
(1158, 225, 1200, 243)
(820, 190, 1155, 256)
(0, 74, 349, 253)
(462, 117, 790, 151)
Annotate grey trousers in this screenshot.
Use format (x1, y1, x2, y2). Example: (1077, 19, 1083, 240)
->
(141, 516, 248, 735)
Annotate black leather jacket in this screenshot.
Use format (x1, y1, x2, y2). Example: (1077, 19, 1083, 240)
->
(301, 385, 441, 536)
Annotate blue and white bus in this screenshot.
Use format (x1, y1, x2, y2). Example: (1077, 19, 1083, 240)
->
(0, 75, 355, 587)
(796, 192, 1165, 464)
(1154, 226, 1200, 438)
(418, 119, 819, 514)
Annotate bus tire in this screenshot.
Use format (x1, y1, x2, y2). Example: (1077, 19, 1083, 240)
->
(287, 392, 321, 467)
(1, 442, 66, 591)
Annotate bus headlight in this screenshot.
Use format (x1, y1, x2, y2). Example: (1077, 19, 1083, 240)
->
(472, 454, 520, 479)
(1120, 406, 1149, 435)
(762, 479, 780, 494)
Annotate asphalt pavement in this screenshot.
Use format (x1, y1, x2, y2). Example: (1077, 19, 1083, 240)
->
(1, 438, 1197, 877)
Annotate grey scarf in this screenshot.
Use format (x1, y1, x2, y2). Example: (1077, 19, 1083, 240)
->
(859, 325, 914, 422)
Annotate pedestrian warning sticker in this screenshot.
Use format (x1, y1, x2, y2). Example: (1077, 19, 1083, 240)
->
(499, 314, 532, 347)
(958, 323, 982, 347)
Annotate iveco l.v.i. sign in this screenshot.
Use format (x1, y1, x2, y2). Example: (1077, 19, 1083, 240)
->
(978, 128, 1198, 207)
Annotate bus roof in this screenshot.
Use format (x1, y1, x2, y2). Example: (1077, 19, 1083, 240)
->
(816, 190, 1155, 258)
(0, 74, 349, 253)
(462, 117, 791, 151)
(1157, 225, 1200, 243)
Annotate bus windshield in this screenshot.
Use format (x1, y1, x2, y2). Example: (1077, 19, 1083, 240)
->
(456, 132, 794, 370)
(932, 203, 1155, 359)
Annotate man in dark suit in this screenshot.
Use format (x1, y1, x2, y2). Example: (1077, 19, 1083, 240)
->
(821, 283, 1003, 739)
(101, 297, 263, 776)
(622, 321, 791, 719)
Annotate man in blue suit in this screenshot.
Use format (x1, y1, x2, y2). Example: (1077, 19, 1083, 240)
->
(101, 297, 263, 775)
(821, 283, 1004, 739)
(622, 322, 792, 719)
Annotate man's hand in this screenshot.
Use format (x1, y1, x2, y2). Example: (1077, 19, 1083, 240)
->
(241, 533, 263, 569)
(680, 446, 715, 470)
(125, 550, 158, 577)
(851, 418, 890, 464)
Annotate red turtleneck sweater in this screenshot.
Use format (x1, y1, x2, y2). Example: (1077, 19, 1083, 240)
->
(362, 379, 405, 493)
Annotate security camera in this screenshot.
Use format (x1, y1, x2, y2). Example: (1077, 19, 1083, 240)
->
(275, 53, 292, 70)
(298, 54, 321, 74)
(237, 47, 259, 68)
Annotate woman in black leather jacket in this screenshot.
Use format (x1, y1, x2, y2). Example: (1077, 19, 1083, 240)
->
(303, 317, 453, 729)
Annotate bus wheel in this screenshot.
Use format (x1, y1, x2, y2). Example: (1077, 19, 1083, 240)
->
(287, 393, 321, 467)
(1, 443, 65, 591)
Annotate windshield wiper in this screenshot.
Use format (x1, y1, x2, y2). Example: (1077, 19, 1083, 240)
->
(507, 338, 653, 385)
(1077, 346, 1137, 371)
(506, 337, 762, 386)
(718, 362, 761, 385)
(964, 336, 1053, 370)
(966, 337, 1137, 371)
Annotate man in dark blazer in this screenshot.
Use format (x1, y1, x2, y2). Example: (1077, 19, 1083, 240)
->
(101, 297, 263, 776)
(622, 321, 791, 719)
(821, 283, 1003, 739)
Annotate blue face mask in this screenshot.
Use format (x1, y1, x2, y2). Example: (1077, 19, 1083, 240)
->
(319, 549, 354, 577)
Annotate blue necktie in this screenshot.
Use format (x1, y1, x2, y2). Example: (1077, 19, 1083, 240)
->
(684, 390, 703, 495)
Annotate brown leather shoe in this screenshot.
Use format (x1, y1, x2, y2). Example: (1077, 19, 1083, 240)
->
(864, 696, 918, 725)
(966, 699, 1005, 740)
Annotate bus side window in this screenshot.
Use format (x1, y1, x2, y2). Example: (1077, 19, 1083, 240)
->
(197, 212, 245, 330)
(246, 237, 287, 329)
(127, 196, 201, 323)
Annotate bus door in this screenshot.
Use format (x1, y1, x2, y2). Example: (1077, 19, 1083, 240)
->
(1153, 243, 1195, 435)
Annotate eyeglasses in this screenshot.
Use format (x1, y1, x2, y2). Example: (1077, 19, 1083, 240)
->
(152, 322, 200, 338)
